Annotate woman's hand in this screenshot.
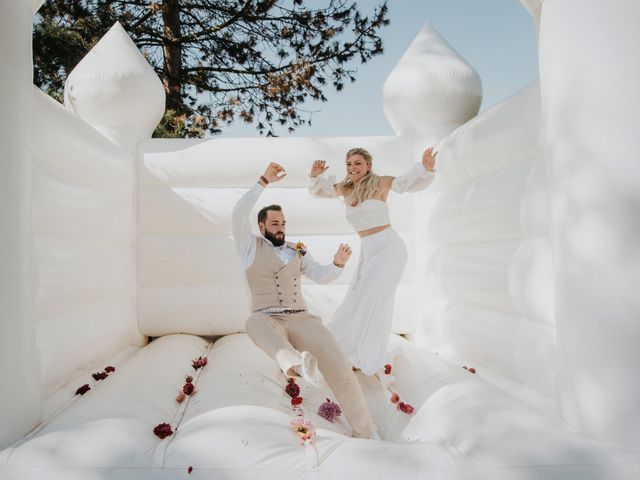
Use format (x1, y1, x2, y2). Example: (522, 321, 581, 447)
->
(333, 243, 352, 268)
(310, 160, 330, 178)
(422, 147, 438, 172)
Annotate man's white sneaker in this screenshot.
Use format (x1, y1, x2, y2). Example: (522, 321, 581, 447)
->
(300, 351, 325, 388)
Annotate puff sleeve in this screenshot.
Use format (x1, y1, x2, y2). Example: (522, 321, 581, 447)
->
(390, 163, 436, 193)
(308, 173, 338, 198)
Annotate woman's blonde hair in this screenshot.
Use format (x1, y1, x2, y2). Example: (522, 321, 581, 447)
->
(336, 147, 380, 206)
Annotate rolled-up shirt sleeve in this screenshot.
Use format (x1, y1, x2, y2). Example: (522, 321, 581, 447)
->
(301, 251, 342, 284)
(308, 174, 338, 198)
(390, 163, 436, 193)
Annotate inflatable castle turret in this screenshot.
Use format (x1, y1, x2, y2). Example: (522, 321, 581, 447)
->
(383, 23, 482, 144)
(64, 21, 165, 152)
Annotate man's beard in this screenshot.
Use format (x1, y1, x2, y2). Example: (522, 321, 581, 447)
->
(264, 230, 285, 247)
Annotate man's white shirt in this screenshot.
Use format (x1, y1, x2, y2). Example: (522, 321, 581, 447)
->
(231, 181, 343, 285)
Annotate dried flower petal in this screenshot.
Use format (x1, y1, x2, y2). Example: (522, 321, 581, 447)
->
(285, 378, 300, 398)
(92, 371, 108, 381)
(390, 392, 400, 404)
(468, 367, 476, 374)
(397, 402, 415, 415)
(317, 398, 342, 422)
(291, 396, 303, 406)
(185, 375, 193, 383)
(176, 392, 186, 403)
(187, 466, 193, 474)
(153, 423, 173, 439)
(384, 364, 392, 375)
(75, 384, 91, 395)
(192, 356, 208, 370)
(183, 382, 195, 395)
(104, 366, 116, 373)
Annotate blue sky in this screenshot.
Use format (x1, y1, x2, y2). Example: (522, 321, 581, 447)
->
(220, 0, 538, 138)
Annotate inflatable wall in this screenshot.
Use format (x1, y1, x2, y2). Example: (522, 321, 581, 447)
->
(1, 0, 640, 478)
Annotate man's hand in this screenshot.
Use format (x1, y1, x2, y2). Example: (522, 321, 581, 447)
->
(333, 243, 352, 268)
(422, 147, 438, 172)
(262, 162, 287, 184)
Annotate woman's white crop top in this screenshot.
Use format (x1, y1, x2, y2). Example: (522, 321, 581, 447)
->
(344, 199, 390, 231)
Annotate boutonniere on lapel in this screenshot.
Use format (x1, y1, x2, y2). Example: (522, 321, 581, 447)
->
(294, 241, 307, 258)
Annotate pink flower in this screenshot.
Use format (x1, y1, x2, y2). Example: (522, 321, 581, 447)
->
(285, 378, 300, 398)
(384, 364, 392, 375)
(192, 356, 208, 370)
(104, 366, 116, 373)
(75, 384, 91, 395)
(290, 417, 314, 443)
(183, 382, 195, 396)
(397, 402, 415, 415)
(153, 423, 173, 439)
(317, 398, 342, 422)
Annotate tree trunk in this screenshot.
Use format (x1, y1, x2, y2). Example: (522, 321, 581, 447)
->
(162, 0, 182, 112)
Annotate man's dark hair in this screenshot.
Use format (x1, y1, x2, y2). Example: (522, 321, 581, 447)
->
(257, 204, 282, 224)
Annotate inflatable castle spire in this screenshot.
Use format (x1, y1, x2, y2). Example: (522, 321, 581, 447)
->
(64, 21, 165, 152)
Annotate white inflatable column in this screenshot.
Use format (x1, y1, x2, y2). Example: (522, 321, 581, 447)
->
(540, 1, 640, 446)
(0, 0, 42, 447)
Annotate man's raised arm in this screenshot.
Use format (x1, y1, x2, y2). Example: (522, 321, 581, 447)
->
(231, 163, 287, 270)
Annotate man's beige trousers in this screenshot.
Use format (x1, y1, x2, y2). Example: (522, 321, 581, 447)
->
(246, 311, 377, 438)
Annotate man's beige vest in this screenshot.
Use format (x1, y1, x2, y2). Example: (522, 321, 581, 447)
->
(245, 238, 308, 312)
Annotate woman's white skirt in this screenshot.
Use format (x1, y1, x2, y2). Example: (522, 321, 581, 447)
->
(326, 227, 407, 375)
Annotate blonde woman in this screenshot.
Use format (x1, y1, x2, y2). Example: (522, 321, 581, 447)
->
(308, 147, 437, 376)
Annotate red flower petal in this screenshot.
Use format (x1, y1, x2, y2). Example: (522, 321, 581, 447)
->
(185, 375, 193, 383)
(92, 371, 108, 381)
(384, 364, 392, 375)
(468, 367, 476, 374)
(192, 356, 208, 370)
(183, 382, 195, 395)
(187, 466, 193, 474)
(390, 392, 400, 404)
(153, 423, 173, 439)
(104, 366, 115, 373)
(285, 378, 300, 398)
(291, 396, 303, 406)
(397, 402, 415, 415)
(75, 384, 91, 395)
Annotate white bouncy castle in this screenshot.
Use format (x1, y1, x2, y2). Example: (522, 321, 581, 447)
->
(2, 0, 640, 478)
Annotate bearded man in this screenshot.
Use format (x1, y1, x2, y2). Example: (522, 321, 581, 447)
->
(231, 162, 379, 439)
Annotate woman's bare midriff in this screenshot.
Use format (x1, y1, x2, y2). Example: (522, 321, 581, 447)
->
(357, 224, 391, 238)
